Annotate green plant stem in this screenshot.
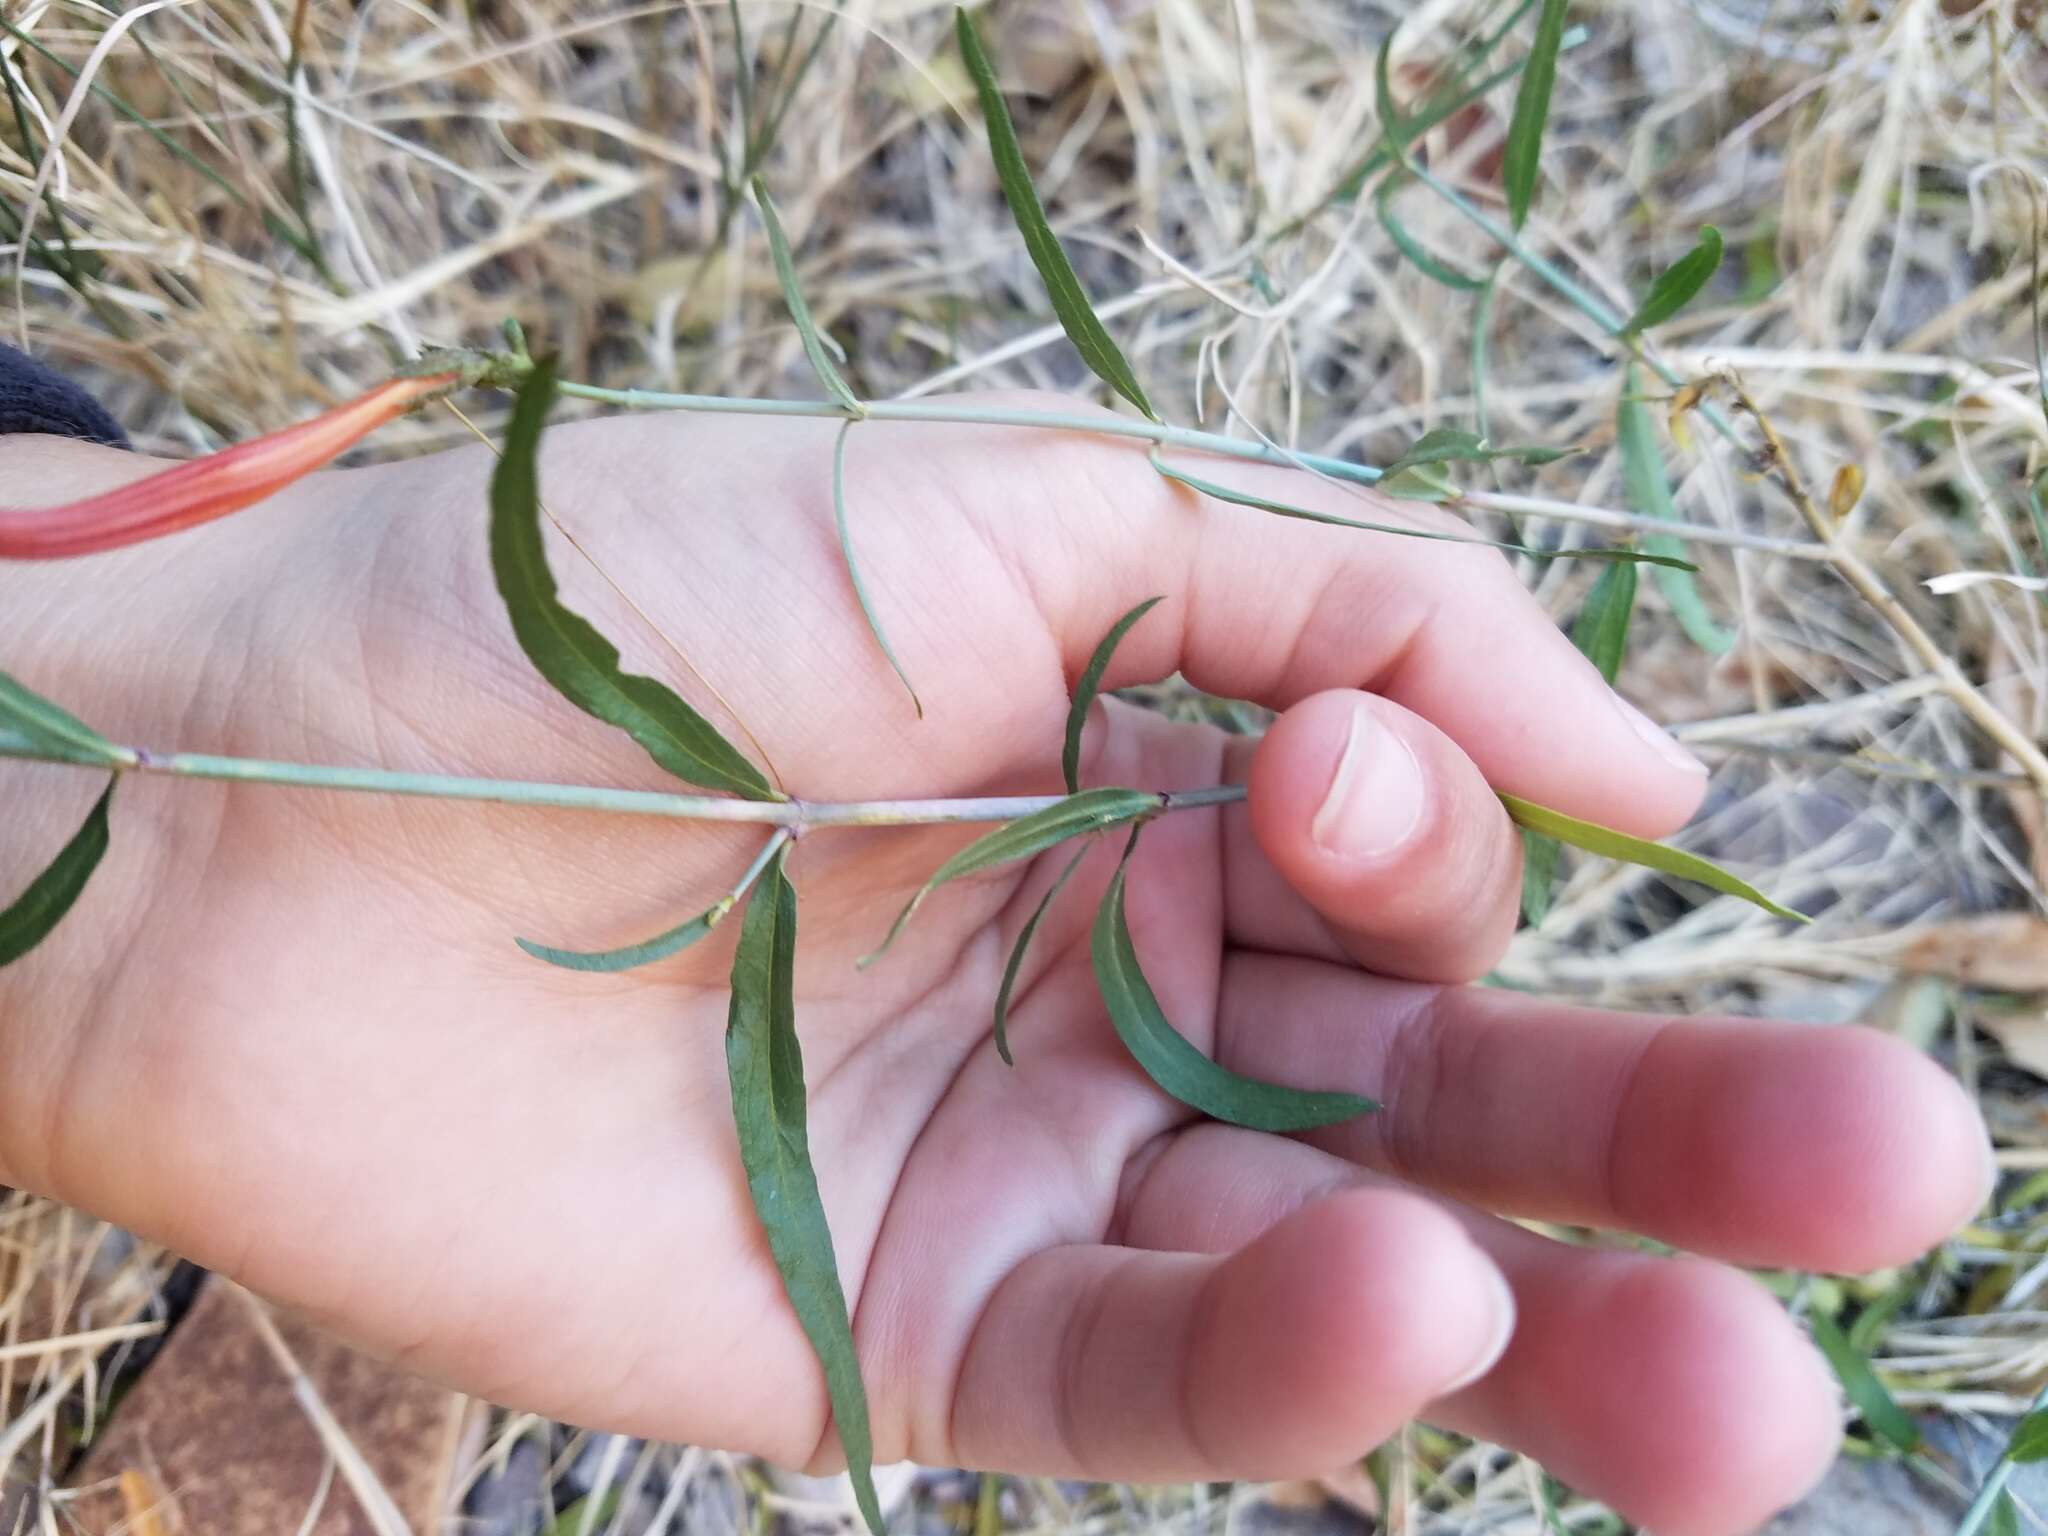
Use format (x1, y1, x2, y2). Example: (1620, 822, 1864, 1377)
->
(1402, 163, 1747, 448)
(0, 728, 1245, 827)
(551, 379, 1813, 558)
(1953, 1380, 2048, 1536)
(554, 380, 1388, 488)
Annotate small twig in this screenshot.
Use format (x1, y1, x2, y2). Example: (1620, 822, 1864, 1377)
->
(0, 728, 1245, 828)
(1723, 379, 2048, 802)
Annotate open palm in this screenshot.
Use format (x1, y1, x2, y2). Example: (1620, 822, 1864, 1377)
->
(0, 397, 1989, 1536)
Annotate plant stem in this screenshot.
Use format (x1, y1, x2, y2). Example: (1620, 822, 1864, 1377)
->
(0, 728, 1246, 827)
(555, 380, 1388, 489)
(1952, 1380, 2048, 1536)
(1723, 381, 2048, 801)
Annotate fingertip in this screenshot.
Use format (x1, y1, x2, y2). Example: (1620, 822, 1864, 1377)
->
(1246, 690, 1519, 981)
(1192, 1187, 1515, 1471)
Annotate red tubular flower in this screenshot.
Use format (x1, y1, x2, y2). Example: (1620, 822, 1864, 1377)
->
(0, 371, 459, 560)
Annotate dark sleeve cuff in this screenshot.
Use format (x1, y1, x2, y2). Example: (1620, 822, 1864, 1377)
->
(0, 343, 129, 449)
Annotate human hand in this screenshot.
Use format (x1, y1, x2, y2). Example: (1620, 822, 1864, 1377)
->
(0, 397, 1991, 1535)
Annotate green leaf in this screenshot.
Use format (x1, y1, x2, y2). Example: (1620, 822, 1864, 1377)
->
(992, 843, 1089, 1065)
(1501, 0, 1569, 230)
(1985, 1489, 2020, 1536)
(1064, 597, 1163, 793)
(489, 358, 778, 801)
(1382, 426, 1576, 478)
(0, 780, 114, 969)
(1377, 175, 1487, 291)
(955, 7, 1156, 420)
(1519, 827, 1560, 928)
(862, 786, 1159, 965)
(1151, 453, 1691, 569)
(2008, 1408, 2048, 1463)
(1499, 792, 1805, 921)
(1521, 560, 1636, 927)
(1092, 832, 1376, 1130)
(724, 847, 883, 1536)
(831, 421, 921, 715)
(1572, 558, 1638, 684)
(518, 903, 727, 973)
(751, 177, 863, 416)
(1620, 226, 1725, 337)
(1372, 32, 1408, 163)
(0, 672, 126, 765)
(1808, 1306, 1920, 1454)
(1618, 363, 1733, 654)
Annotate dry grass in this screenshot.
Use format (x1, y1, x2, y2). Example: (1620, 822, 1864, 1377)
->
(3, 0, 2048, 1530)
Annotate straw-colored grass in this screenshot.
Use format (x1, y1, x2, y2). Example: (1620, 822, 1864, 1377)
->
(4, 0, 2048, 1530)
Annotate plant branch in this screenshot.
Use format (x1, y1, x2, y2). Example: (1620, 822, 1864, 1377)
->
(0, 728, 1246, 827)
(1723, 380, 2048, 801)
(550, 379, 1808, 556)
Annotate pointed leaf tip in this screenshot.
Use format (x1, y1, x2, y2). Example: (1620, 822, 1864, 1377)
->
(1092, 833, 1377, 1130)
(955, 6, 1157, 420)
(1064, 597, 1163, 793)
(1, 779, 114, 969)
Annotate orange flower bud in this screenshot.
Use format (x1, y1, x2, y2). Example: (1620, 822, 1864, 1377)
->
(0, 372, 457, 560)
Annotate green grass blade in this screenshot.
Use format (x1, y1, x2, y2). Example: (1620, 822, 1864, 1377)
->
(1620, 226, 1725, 336)
(1501, 0, 1569, 229)
(1984, 1490, 2020, 1536)
(1522, 559, 1637, 926)
(831, 422, 921, 715)
(861, 786, 1158, 965)
(489, 359, 779, 801)
(724, 848, 884, 1536)
(751, 177, 862, 415)
(1499, 792, 1804, 921)
(992, 843, 1089, 1065)
(1808, 1306, 1921, 1454)
(518, 905, 725, 973)
(1151, 453, 1691, 569)
(1, 780, 114, 969)
(1063, 596, 1163, 793)
(1619, 363, 1733, 652)
(1092, 831, 1377, 1129)
(1373, 32, 1408, 162)
(955, 7, 1156, 420)
(0, 672, 125, 765)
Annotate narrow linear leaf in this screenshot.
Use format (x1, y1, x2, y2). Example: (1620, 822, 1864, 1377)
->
(1985, 1489, 2020, 1536)
(0, 780, 114, 969)
(1502, 0, 1569, 230)
(518, 903, 727, 973)
(1152, 454, 1693, 570)
(1518, 828, 1561, 928)
(1499, 792, 1805, 921)
(992, 843, 1089, 1065)
(1620, 226, 1725, 336)
(862, 786, 1159, 965)
(490, 358, 778, 801)
(751, 177, 863, 416)
(829, 423, 922, 714)
(1377, 175, 1486, 291)
(1618, 363, 1733, 653)
(1382, 426, 1576, 477)
(955, 7, 1156, 420)
(724, 848, 883, 1536)
(1522, 560, 1637, 927)
(0, 671, 125, 765)
(1572, 558, 1638, 684)
(1063, 597, 1163, 793)
(1807, 1307, 1921, 1454)
(2007, 1408, 2048, 1463)
(1092, 833, 1376, 1130)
